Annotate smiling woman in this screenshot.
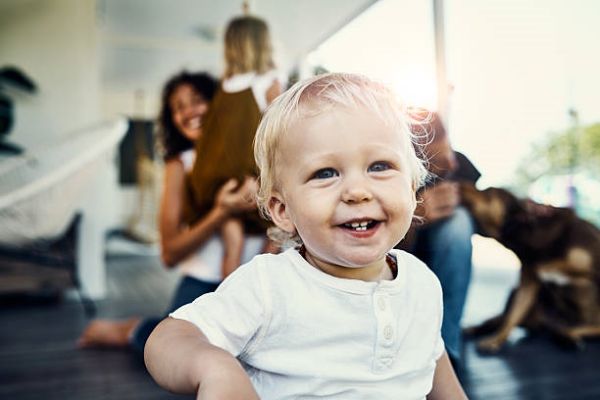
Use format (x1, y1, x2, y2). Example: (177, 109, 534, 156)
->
(169, 84, 208, 142)
(79, 71, 266, 351)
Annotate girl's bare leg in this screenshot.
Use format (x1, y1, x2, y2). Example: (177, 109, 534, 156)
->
(221, 218, 245, 279)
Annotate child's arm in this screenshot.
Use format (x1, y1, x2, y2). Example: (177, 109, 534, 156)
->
(144, 317, 259, 399)
(427, 351, 468, 400)
(220, 218, 245, 278)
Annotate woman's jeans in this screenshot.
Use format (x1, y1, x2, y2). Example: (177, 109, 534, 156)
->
(130, 276, 220, 354)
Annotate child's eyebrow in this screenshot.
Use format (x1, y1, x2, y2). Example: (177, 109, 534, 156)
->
(295, 151, 340, 166)
(293, 154, 336, 177)
(362, 144, 404, 156)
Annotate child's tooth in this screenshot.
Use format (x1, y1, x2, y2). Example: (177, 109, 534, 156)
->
(351, 222, 359, 228)
(360, 221, 368, 227)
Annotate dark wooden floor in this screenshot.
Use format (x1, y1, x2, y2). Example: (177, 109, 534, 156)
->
(460, 266, 600, 400)
(0, 251, 191, 400)
(1, 245, 600, 399)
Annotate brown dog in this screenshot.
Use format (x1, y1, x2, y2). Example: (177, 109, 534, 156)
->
(460, 183, 600, 352)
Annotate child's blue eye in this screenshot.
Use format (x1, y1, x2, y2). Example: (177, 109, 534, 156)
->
(312, 168, 338, 180)
(369, 161, 391, 172)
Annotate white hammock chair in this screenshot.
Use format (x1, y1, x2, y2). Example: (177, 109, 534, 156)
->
(0, 118, 128, 246)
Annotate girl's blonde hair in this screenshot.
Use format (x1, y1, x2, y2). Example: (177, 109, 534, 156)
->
(254, 72, 429, 225)
(224, 15, 275, 78)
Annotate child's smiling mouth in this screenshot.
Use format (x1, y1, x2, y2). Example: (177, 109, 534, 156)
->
(340, 219, 380, 232)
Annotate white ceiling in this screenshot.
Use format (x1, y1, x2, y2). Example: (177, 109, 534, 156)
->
(99, 0, 378, 92)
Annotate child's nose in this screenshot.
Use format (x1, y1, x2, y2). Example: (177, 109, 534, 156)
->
(341, 177, 373, 203)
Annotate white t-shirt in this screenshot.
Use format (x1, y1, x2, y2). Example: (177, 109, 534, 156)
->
(171, 248, 444, 399)
(176, 149, 265, 283)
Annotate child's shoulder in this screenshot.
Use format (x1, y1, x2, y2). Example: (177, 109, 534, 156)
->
(248, 247, 296, 266)
(226, 248, 298, 280)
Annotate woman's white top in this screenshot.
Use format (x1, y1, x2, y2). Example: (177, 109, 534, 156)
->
(176, 149, 264, 283)
(171, 248, 444, 399)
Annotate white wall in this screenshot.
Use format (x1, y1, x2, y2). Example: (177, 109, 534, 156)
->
(0, 0, 121, 298)
(0, 0, 101, 147)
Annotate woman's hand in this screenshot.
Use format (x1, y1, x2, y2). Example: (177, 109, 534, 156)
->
(159, 162, 258, 268)
(215, 177, 258, 216)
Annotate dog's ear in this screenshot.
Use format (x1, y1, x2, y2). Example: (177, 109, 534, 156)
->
(458, 181, 479, 208)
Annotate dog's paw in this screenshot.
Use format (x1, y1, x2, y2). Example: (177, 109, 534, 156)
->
(566, 337, 587, 351)
(476, 336, 505, 354)
(550, 327, 587, 351)
(574, 339, 586, 351)
(561, 334, 586, 351)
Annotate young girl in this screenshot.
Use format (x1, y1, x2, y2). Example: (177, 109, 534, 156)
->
(78, 71, 264, 351)
(186, 15, 281, 277)
(145, 73, 467, 399)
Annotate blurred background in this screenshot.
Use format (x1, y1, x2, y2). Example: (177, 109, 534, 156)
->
(1, 0, 599, 399)
(3, 0, 599, 294)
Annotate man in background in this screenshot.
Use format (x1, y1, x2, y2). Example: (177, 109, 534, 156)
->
(399, 111, 480, 369)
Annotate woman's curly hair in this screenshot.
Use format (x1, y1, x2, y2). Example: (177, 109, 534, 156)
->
(156, 71, 218, 161)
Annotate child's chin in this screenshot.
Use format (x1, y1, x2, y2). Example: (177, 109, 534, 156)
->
(342, 253, 385, 268)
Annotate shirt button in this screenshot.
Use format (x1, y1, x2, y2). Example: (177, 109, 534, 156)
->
(383, 325, 393, 340)
(378, 297, 386, 311)
(380, 357, 393, 366)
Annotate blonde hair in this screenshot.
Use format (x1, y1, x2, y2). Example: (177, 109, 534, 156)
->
(254, 72, 429, 223)
(224, 15, 275, 78)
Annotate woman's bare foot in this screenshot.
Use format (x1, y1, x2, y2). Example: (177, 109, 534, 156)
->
(77, 318, 140, 348)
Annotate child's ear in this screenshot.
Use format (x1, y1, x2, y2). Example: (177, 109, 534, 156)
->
(267, 193, 296, 234)
(411, 189, 417, 212)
